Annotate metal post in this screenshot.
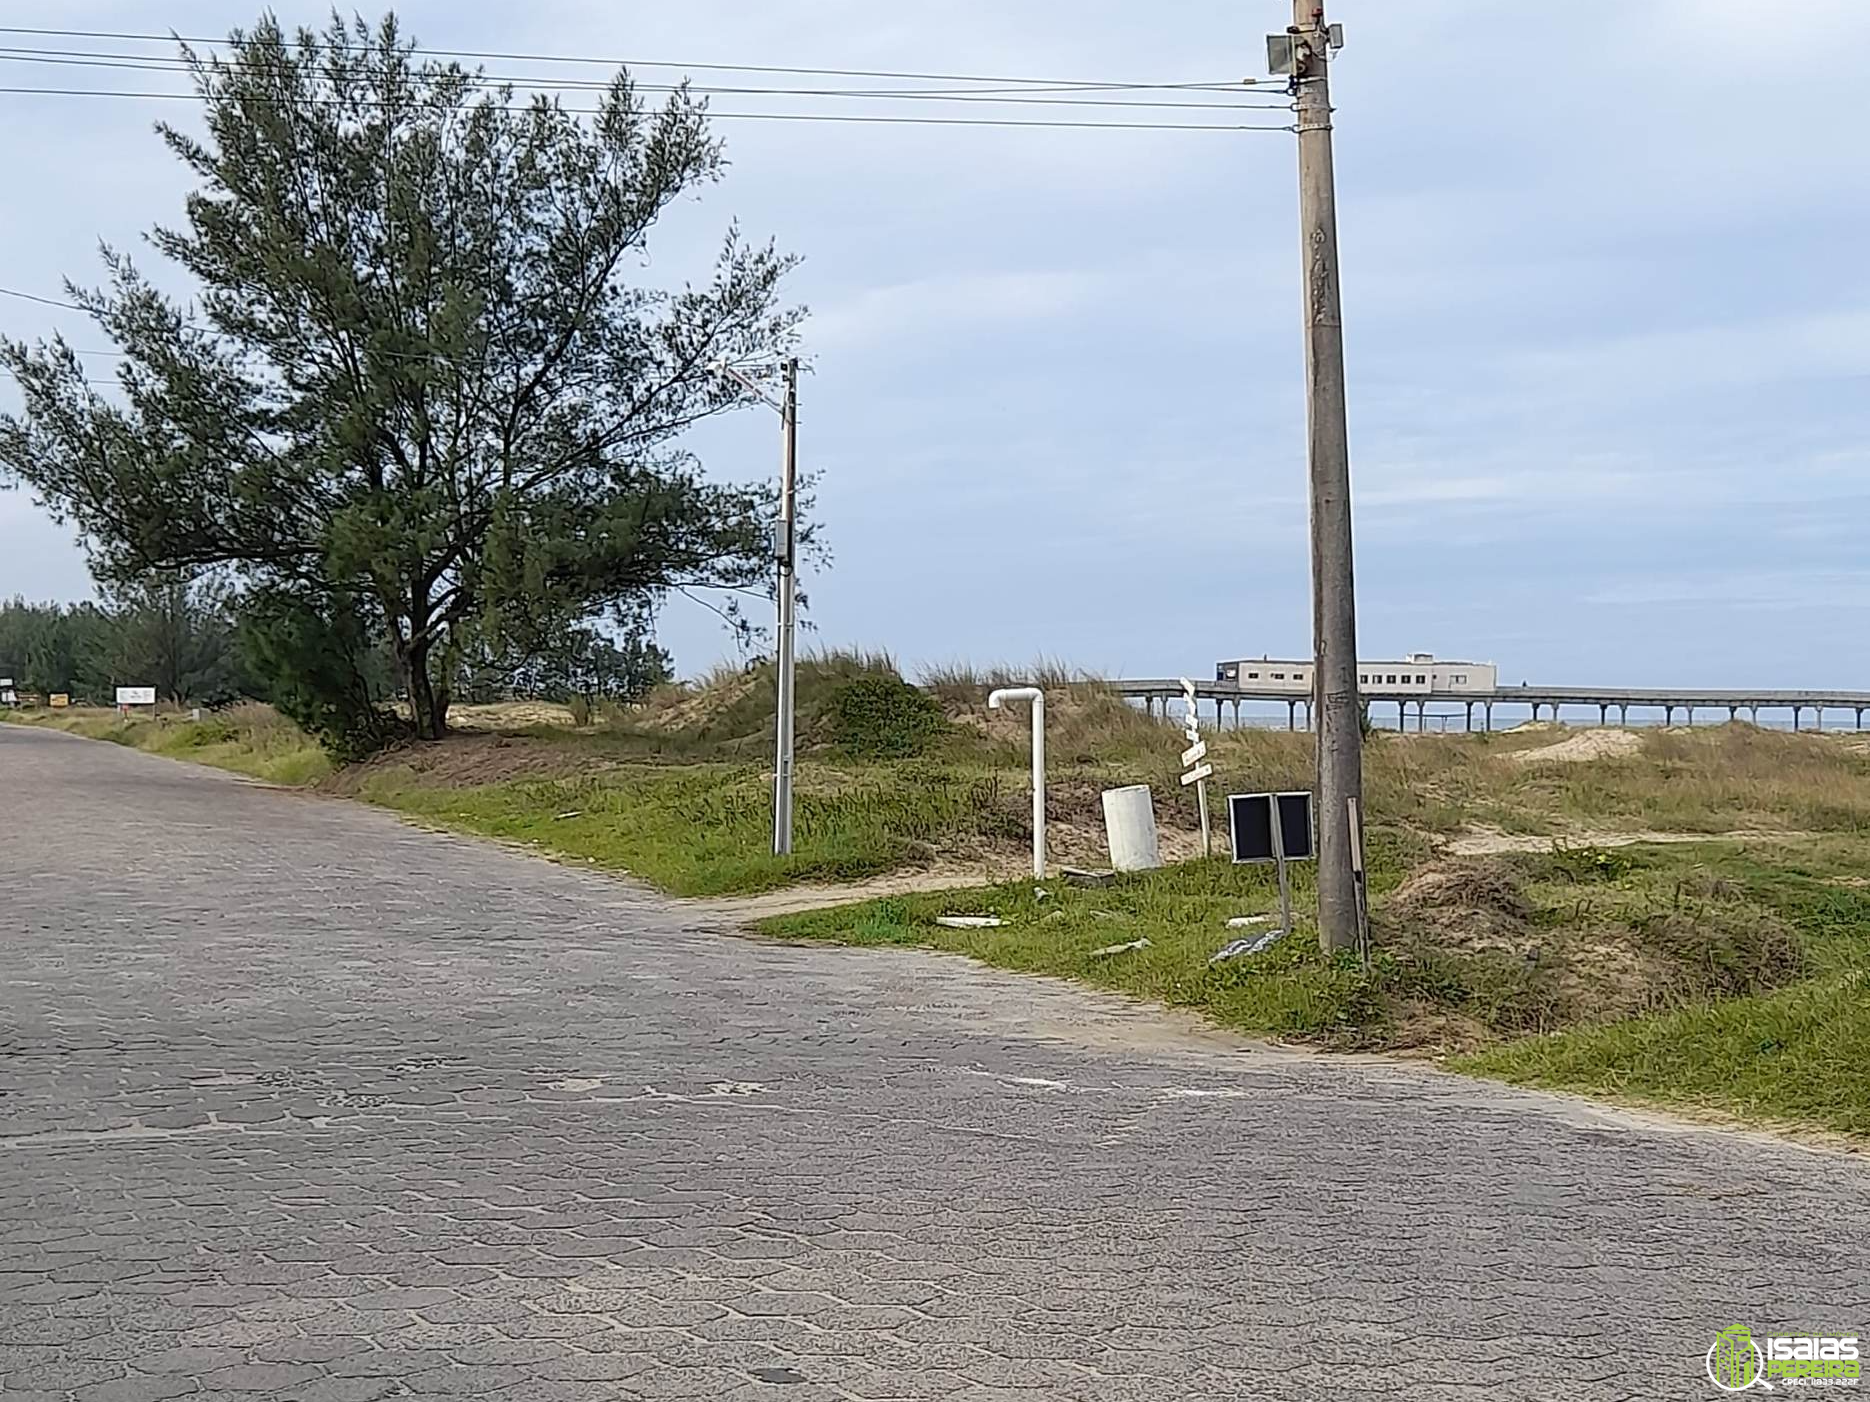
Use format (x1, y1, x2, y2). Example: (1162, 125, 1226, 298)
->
(773, 358, 799, 856)
(1268, 796, 1295, 938)
(1347, 796, 1371, 970)
(1287, 0, 1363, 955)
(988, 688, 1046, 878)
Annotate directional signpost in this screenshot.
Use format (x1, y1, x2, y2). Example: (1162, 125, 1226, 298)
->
(1178, 678, 1213, 858)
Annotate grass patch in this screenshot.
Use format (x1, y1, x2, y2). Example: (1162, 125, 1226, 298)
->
(360, 760, 1024, 897)
(8, 703, 331, 785)
(1457, 974, 1870, 1136)
(765, 859, 1393, 1041)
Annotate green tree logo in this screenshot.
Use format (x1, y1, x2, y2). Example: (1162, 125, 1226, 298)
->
(1707, 1324, 1765, 1392)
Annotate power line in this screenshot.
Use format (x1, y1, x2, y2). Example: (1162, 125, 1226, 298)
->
(0, 285, 81, 311)
(0, 86, 1291, 131)
(0, 50, 1286, 111)
(0, 24, 1245, 94)
(0, 45, 1256, 99)
(2, 366, 118, 389)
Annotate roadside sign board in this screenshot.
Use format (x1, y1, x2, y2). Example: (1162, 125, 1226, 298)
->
(115, 686, 157, 707)
(50, 693, 70, 708)
(1228, 792, 1316, 863)
(1229, 790, 1315, 936)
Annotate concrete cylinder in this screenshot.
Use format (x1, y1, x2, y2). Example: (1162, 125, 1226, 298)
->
(1101, 785, 1162, 873)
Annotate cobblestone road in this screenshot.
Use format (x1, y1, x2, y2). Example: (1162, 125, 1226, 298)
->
(2, 724, 1865, 1401)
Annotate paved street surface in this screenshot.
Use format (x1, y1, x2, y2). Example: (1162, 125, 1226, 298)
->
(2, 724, 1865, 1401)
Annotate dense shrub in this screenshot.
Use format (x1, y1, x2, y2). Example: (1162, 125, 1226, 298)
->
(829, 676, 948, 759)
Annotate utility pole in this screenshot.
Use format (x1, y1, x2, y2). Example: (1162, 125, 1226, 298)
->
(712, 355, 802, 857)
(1281, 1, 1363, 953)
(773, 357, 799, 857)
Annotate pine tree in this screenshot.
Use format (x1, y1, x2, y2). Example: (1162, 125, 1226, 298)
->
(0, 14, 797, 746)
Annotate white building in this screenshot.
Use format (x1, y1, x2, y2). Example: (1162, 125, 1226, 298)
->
(1214, 652, 1498, 696)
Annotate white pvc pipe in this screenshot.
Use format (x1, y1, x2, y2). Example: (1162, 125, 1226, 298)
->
(988, 687, 1045, 878)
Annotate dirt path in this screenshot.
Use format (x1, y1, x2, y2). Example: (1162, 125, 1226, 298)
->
(1445, 826, 1815, 856)
(697, 825, 1827, 919)
(691, 860, 1025, 920)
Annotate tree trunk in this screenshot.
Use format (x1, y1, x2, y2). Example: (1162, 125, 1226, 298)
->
(402, 636, 449, 741)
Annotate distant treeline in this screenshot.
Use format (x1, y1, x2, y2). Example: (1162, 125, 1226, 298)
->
(0, 575, 674, 716)
(0, 576, 246, 706)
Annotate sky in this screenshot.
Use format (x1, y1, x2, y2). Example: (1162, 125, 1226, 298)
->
(2, 0, 1867, 690)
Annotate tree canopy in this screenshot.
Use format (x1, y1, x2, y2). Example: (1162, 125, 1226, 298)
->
(0, 13, 798, 747)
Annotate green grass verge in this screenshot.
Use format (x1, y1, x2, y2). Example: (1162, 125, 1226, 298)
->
(360, 761, 1024, 898)
(1453, 974, 1870, 1137)
(763, 857, 1394, 1039)
(7, 707, 332, 785)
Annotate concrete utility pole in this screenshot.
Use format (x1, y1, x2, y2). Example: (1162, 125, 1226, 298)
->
(774, 357, 800, 856)
(1286, 0, 1363, 954)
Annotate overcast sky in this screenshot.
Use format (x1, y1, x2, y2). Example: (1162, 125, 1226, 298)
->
(2, 1, 1867, 689)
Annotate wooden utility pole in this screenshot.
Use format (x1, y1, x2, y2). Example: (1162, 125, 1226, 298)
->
(1288, 0, 1363, 953)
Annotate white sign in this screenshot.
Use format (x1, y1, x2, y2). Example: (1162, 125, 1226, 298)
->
(115, 686, 157, 706)
(1177, 677, 1214, 856)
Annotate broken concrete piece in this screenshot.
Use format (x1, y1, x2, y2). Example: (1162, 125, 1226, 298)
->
(1091, 936, 1152, 958)
(1209, 927, 1289, 964)
(1225, 914, 1274, 929)
(935, 916, 1003, 929)
(1062, 867, 1116, 889)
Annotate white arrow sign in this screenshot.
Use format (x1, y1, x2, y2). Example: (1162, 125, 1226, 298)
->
(1181, 740, 1208, 767)
(1180, 763, 1214, 787)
